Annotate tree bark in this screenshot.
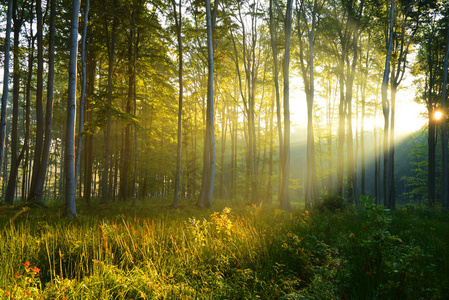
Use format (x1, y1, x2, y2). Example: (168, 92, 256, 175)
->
(382, 0, 395, 207)
(172, 0, 183, 208)
(76, 0, 90, 198)
(0, 0, 13, 183)
(65, 0, 81, 219)
(205, 0, 216, 208)
(28, 0, 45, 202)
(441, 21, 449, 212)
(33, 0, 56, 203)
(280, 0, 293, 210)
(22, 5, 34, 202)
(102, 6, 117, 202)
(5, 0, 24, 205)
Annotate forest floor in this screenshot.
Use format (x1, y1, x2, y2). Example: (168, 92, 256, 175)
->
(0, 197, 448, 299)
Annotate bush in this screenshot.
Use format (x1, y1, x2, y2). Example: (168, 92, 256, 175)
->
(317, 194, 345, 212)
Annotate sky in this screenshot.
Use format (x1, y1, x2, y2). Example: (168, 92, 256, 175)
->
(289, 74, 428, 140)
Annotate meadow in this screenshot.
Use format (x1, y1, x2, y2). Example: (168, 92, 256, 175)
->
(0, 197, 448, 299)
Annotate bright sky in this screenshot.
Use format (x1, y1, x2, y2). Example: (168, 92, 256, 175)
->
(289, 75, 428, 139)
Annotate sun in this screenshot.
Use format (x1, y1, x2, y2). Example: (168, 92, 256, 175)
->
(434, 110, 443, 121)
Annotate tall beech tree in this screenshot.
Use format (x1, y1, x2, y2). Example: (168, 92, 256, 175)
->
(296, 0, 319, 208)
(28, 0, 45, 202)
(382, 0, 395, 208)
(65, 0, 81, 218)
(172, 0, 183, 208)
(5, 0, 26, 205)
(32, 0, 56, 203)
(0, 0, 13, 183)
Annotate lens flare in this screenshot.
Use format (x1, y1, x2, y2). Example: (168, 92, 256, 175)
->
(435, 110, 443, 121)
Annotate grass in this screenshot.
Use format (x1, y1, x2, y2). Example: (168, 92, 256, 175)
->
(0, 197, 448, 299)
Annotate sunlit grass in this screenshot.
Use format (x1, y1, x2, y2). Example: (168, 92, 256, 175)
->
(0, 198, 448, 299)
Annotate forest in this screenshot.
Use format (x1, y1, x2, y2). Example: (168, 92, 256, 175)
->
(1, 0, 449, 298)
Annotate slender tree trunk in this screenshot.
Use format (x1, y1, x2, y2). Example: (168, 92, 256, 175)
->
(205, 0, 216, 208)
(220, 109, 227, 200)
(120, 34, 133, 201)
(326, 79, 334, 193)
(280, 0, 293, 210)
(132, 0, 139, 206)
(76, 0, 89, 196)
(65, 0, 81, 219)
(22, 9, 34, 201)
(269, 0, 284, 194)
(33, 0, 56, 203)
(197, 97, 210, 207)
(389, 82, 397, 208)
(102, 11, 117, 202)
(382, 0, 394, 207)
(428, 109, 436, 207)
(361, 34, 370, 196)
(0, 0, 13, 184)
(83, 49, 95, 203)
(173, 0, 183, 208)
(266, 87, 275, 204)
(5, 0, 24, 205)
(442, 23, 449, 211)
(337, 55, 345, 196)
(29, 0, 45, 201)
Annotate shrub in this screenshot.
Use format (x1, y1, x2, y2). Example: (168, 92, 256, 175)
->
(317, 194, 345, 212)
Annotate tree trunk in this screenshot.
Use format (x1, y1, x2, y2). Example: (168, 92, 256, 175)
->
(337, 55, 345, 196)
(29, 0, 45, 202)
(441, 23, 449, 211)
(32, 0, 56, 203)
(65, 0, 81, 219)
(132, 0, 139, 206)
(5, 0, 24, 205)
(280, 0, 293, 210)
(22, 7, 34, 201)
(173, 0, 183, 208)
(76, 0, 90, 198)
(205, 0, 216, 208)
(0, 0, 13, 182)
(382, 0, 395, 207)
(269, 0, 284, 197)
(120, 31, 133, 201)
(102, 10, 117, 202)
(83, 48, 96, 203)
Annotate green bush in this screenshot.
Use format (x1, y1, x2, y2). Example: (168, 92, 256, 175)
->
(317, 194, 345, 212)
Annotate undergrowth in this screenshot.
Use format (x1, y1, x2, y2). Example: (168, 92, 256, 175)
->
(0, 198, 448, 299)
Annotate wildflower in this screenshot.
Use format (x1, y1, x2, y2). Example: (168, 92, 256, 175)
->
(32, 267, 40, 274)
(22, 261, 30, 268)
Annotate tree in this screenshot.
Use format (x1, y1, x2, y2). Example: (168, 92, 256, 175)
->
(0, 0, 13, 186)
(197, 0, 219, 208)
(388, 0, 420, 208)
(441, 9, 449, 212)
(280, 0, 293, 210)
(382, 0, 394, 208)
(102, 0, 118, 203)
(204, 0, 217, 207)
(28, 0, 45, 203)
(269, 0, 284, 201)
(65, 0, 81, 219)
(5, 0, 26, 205)
(296, 0, 319, 208)
(75, 0, 90, 194)
(172, 0, 183, 208)
(32, 0, 56, 203)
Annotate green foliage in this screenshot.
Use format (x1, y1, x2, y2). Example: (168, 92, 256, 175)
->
(0, 200, 448, 299)
(316, 193, 345, 212)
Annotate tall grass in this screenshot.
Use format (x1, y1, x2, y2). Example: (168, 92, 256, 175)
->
(0, 199, 448, 299)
